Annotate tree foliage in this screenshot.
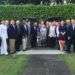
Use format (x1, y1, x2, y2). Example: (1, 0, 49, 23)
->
(0, 5, 75, 20)
(0, 0, 75, 5)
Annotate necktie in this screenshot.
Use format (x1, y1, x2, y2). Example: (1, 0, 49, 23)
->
(13, 25, 15, 29)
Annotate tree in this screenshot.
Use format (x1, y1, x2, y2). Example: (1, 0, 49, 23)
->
(0, 0, 75, 5)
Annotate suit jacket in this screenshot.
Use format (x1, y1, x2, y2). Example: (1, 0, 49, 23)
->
(71, 25, 75, 39)
(16, 24, 23, 41)
(66, 24, 75, 40)
(7, 25, 18, 39)
(65, 24, 72, 38)
(20, 25, 28, 38)
(30, 25, 37, 39)
(46, 27, 49, 38)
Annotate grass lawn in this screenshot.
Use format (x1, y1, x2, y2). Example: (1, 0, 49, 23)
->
(0, 55, 28, 75)
(59, 54, 75, 75)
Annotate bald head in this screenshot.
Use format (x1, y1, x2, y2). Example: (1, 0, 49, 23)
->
(66, 19, 70, 23)
(16, 20, 20, 25)
(71, 19, 75, 24)
(66, 19, 71, 25)
(5, 20, 9, 25)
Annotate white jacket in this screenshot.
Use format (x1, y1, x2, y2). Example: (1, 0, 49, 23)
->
(49, 26, 56, 37)
(0, 24, 8, 39)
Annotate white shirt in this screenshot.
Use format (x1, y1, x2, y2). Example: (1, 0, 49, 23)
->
(72, 25, 75, 30)
(0, 24, 8, 39)
(49, 26, 56, 37)
(56, 26, 59, 37)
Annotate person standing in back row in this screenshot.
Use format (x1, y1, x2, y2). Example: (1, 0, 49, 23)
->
(26, 21, 31, 49)
(30, 22, 37, 48)
(15, 20, 22, 51)
(40, 21, 47, 47)
(48, 20, 56, 48)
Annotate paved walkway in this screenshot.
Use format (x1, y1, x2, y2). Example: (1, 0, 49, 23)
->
(17, 50, 65, 55)
(22, 55, 71, 75)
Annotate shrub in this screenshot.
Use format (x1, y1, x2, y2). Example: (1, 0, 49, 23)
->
(0, 4, 75, 20)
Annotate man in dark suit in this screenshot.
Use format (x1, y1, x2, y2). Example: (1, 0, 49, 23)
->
(30, 22, 37, 48)
(7, 20, 18, 54)
(65, 20, 72, 53)
(66, 19, 75, 53)
(71, 19, 75, 52)
(26, 21, 31, 49)
(45, 21, 50, 47)
(15, 20, 22, 51)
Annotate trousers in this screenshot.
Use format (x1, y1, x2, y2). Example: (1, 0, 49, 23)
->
(1, 38, 8, 55)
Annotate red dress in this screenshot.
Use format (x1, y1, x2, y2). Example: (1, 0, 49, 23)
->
(58, 35, 65, 41)
(58, 26, 66, 41)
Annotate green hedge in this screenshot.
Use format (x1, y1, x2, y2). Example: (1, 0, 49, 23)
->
(0, 4, 75, 20)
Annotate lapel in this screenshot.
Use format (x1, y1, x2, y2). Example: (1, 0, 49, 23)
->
(24, 25, 27, 30)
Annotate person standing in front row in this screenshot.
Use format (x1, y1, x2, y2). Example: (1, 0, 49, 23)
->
(58, 20, 66, 51)
(71, 19, 75, 52)
(21, 20, 28, 51)
(0, 20, 8, 55)
(7, 20, 18, 54)
(5, 20, 10, 53)
(66, 19, 75, 53)
(65, 20, 72, 53)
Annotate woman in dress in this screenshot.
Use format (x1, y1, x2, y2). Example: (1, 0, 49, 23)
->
(58, 20, 66, 51)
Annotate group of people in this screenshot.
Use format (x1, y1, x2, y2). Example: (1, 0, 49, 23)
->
(0, 18, 75, 55)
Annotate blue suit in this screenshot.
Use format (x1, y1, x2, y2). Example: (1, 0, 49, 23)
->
(7, 25, 18, 39)
(66, 24, 75, 52)
(71, 25, 75, 52)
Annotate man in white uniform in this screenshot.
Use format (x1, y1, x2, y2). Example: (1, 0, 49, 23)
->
(0, 20, 8, 55)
